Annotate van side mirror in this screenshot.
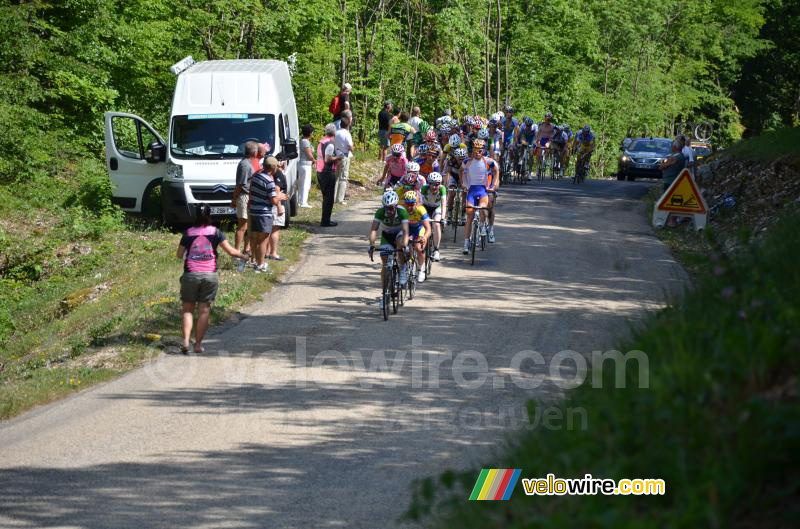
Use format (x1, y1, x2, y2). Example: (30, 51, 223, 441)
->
(146, 141, 166, 163)
(281, 138, 299, 160)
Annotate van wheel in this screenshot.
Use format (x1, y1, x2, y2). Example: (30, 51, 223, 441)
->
(141, 180, 163, 221)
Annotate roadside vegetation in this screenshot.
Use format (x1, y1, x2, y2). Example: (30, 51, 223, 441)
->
(408, 134, 800, 527)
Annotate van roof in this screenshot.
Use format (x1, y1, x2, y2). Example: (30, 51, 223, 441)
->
(185, 60, 287, 76)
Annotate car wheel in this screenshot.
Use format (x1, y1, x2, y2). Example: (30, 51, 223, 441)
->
(626, 174, 635, 182)
(617, 172, 625, 181)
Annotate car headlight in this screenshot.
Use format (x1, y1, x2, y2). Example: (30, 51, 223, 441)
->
(621, 155, 629, 163)
(166, 161, 183, 180)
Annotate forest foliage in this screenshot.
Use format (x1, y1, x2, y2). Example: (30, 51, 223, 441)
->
(0, 0, 796, 182)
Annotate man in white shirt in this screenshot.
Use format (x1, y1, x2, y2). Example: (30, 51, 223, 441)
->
(409, 107, 423, 132)
(680, 136, 695, 177)
(334, 116, 354, 204)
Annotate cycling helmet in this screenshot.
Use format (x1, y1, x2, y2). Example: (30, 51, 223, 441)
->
(440, 125, 452, 135)
(427, 143, 441, 156)
(382, 190, 399, 207)
(427, 172, 443, 185)
(454, 147, 467, 159)
(544, 111, 553, 119)
(403, 190, 418, 204)
(472, 138, 486, 149)
(583, 125, 591, 133)
(464, 115, 475, 127)
(554, 126, 562, 133)
(405, 161, 420, 173)
(417, 143, 429, 155)
(424, 129, 437, 142)
(477, 128, 490, 140)
(449, 134, 462, 148)
(390, 143, 405, 155)
(504, 104, 514, 114)
(487, 118, 499, 127)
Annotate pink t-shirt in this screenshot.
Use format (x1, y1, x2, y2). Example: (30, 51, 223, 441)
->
(180, 225, 226, 273)
(385, 155, 408, 178)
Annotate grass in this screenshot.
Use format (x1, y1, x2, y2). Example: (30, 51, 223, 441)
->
(721, 126, 800, 162)
(0, 152, 380, 420)
(407, 215, 799, 525)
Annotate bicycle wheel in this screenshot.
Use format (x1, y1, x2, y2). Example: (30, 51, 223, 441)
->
(407, 256, 416, 300)
(694, 122, 713, 142)
(382, 265, 391, 320)
(470, 215, 478, 265)
(452, 195, 460, 243)
(391, 262, 400, 313)
(480, 223, 486, 251)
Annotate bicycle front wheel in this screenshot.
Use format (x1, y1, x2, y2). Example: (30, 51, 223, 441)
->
(382, 266, 391, 320)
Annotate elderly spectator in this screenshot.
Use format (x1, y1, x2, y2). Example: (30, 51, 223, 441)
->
(318, 124, 341, 227)
(298, 124, 315, 208)
(334, 115, 354, 205)
(378, 100, 393, 160)
(329, 82, 352, 121)
(335, 109, 352, 131)
(409, 106, 423, 132)
(266, 153, 289, 261)
(232, 141, 258, 256)
(177, 203, 247, 354)
(248, 156, 286, 273)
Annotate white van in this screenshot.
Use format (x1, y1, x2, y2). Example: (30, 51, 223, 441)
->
(103, 58, 299, 226)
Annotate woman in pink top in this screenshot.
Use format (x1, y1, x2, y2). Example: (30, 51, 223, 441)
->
(177, 203, 247, 354)
(380, 143, 408, 188)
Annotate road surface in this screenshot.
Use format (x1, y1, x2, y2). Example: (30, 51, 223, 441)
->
(0, 179, 687, 528)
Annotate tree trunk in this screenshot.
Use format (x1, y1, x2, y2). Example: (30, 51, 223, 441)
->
(340, 0, 347, 86)
(484, 6, 491, 114)
(495, 0, 501, 111)
(459, 51, 478, 115)
(504, 42, 510, 105)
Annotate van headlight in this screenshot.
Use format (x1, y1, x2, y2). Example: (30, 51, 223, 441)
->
(166, 162, 183, 180)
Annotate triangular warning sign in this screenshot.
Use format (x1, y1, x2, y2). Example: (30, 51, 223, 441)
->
(657, 169, 706, 214)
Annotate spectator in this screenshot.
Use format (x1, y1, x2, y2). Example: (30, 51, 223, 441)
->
(679, 135, 696, 177)
(390, 107, 401, 126)
(266, 153, 289, 261)
(318, 124, 341, 227)
(254, 143, 268, 171)
(177, 203, 247, 354)
(329, 82, 352, 121)
(334, 115, 354, 205)
(378, 100, 393, 160)
(248, 156, 286, 273)
(335, 109, 352, 131)
(232, 141, 258, 256)
(659, 136, 688, 189)
(409, 106, 423, 132)
(389, 111, 416, 156)
(298, 124, 315, 208)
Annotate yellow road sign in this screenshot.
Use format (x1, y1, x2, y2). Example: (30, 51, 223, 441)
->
(657, 169, 706, 214)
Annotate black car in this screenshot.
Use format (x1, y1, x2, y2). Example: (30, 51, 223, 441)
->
(617, 137, 673, 181)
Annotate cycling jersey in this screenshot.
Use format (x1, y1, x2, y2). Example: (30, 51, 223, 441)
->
(575, 132, 595, 152)
(551, 131, 568, 148)
(385, 155, 408, 179)
(389, 122, 414, 146)
(374, 205, 410, 228)
(421, 184, 446, 207)
(487, 131, 503, 153)
(520, 123, 537, 144)
(415, 156, 440, 177)
(536, 122, 555, 146)
(462, 156, 495, 188)
(501, 117, 518, 145)
(403, 203, 430, 238)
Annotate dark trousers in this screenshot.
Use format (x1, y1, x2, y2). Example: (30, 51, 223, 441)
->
(318, 170, 336, 224)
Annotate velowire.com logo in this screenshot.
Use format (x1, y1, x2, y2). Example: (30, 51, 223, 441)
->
(469, 469, 522, 500)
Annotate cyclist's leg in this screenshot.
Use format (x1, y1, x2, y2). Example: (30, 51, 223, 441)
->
(488, 191, 496, 226)
(478, 193, 489, 226)
(432, 209, 442, 250)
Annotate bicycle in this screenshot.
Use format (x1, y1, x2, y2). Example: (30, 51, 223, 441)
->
(537, 148, 552, 181)
(500, 148, 514, 185)
(573, 151, 591, 184)
(405, 241, 419, 300)
(467, 206, 491, 265)
(369, 245, 405, 320)
(448, 185, 464, 243)
(423, 220, 444, 277)
(516, 144, 530, 184)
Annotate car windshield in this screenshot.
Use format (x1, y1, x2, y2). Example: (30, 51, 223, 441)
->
(628, 139, 673, 154)
(693, 146, 712, 156)
(170, 114, 275, 159)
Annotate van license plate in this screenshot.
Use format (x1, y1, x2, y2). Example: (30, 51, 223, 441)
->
(210, 207, 235, 215)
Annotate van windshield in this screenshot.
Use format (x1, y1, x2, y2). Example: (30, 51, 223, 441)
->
(170, 114, 275, 159)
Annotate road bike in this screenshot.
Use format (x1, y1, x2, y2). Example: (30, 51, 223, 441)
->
(515, 144, 530, 184)
(405, 240, 420, 300)
(500, 148, 514, 185)
(448, 185, 465, 243)
(573, 151, 592, 184)
(674, 120, 714, 142)
(537, 148, 553, 180)
(369, 245, 406, 320)
(467, 206, 491, 265)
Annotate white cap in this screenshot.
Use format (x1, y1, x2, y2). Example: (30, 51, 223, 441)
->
(343, 82, 352, 91)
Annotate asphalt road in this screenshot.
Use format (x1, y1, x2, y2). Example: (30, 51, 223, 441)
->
(0, 179, 687, 529)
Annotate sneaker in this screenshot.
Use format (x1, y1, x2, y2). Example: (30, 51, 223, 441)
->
(399, 266, 409, 285)
(463, 239, 471, 254)
(255, 263, 270, 274)
(418, 269, 426, 283)
(433, 250, 440, 262)
(488, 227, 496, 243)
(479, 224, 487, 237)
(300, 204, 312, 208)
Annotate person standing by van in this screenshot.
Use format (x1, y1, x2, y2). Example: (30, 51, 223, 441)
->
(249, 156, 285, 272)
(232, 141, 258, 255)
(378, 100, 393, 161)
(319, 124, 341, 227)
(266, 153, 289, 261)
(298, 124, 315, 208)
(334, 116, 354, 205)
(177, 203, 248, 354)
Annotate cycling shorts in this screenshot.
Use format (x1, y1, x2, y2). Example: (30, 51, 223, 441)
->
(447, 174, 460, 189)
(380, 228, 403, 246)
(408, 223, 426, 240)
(466, 185, 488, 206)
(539, 137, 551, 147)
(424, 204, 442, 219)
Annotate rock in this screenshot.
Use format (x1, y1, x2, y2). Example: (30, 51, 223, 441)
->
(59, 282, 111, 316)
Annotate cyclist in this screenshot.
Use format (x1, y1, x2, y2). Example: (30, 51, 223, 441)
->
(389, 111, 416, 155)
(501, 106, 519, 167)
(485, 120, 503, 162)
(460, 138, 498, 254)
(534, 111, 556, 168)
(369, 190, 411, 303)
(421, 171, 447, 261)
(573, 124, 595, 179)
(381, 143, 408, 188)
(561, 124, 574, 175)
(402, 190, 432, 283)
(395, 161, 425, 202)
(518, 116, 538, 179)
(444, 145, 468, 226)
(415, 143, 441, 178)
(550, 126, 568, 177)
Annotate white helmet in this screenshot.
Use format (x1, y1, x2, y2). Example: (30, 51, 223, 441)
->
(390, 143, 405, 155)
(449, 134, 462, 148)
(454, 147, 467, 158)
(477, 127, 490, 140)
(405, 161, 420, 173)
(382, 190, 399, 207)
(427, 172, 443, 185)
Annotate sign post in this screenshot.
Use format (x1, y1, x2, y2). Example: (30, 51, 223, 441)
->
(652, 169, 708, 231)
